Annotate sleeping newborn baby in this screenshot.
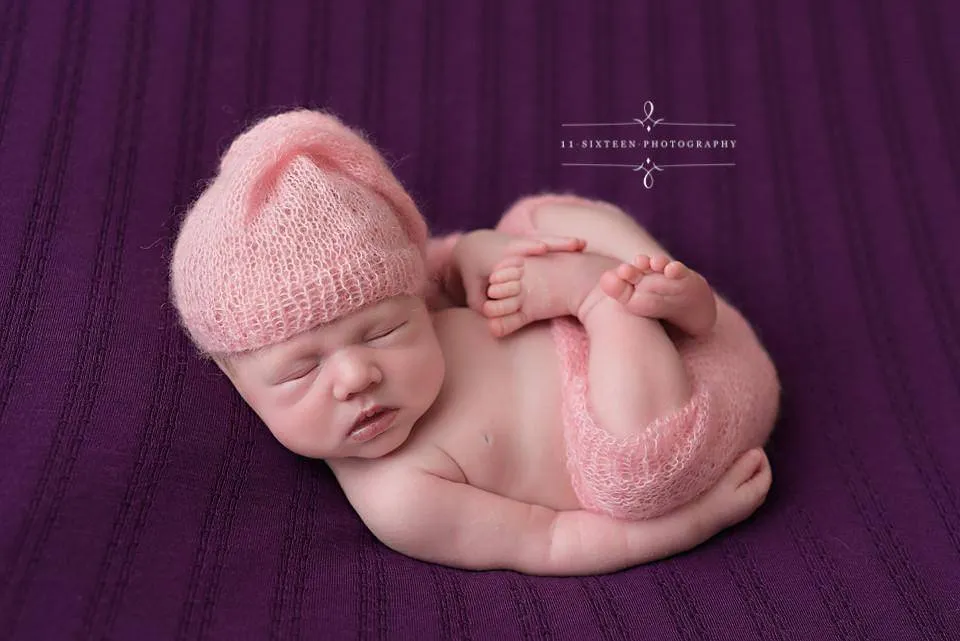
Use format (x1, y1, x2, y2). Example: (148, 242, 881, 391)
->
(170, 110, 781, 576)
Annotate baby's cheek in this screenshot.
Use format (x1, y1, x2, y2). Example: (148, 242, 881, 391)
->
(255, 400, 317, 453)
(405, 341, 445, 389)
(267, 416, 325, 458)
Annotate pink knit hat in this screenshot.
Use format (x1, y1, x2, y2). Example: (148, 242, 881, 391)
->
(169, 109, 429, 357)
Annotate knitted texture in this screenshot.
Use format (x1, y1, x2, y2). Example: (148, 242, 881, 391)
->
(549, 299, 780, 520)
(170, 109, 429, 357)
(496, 192, 782, 520)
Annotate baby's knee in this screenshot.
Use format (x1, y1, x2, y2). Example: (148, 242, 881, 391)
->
(530, 199, 632, 230)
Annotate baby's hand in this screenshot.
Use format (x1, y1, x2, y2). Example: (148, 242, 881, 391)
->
(451, 230, 586, 313)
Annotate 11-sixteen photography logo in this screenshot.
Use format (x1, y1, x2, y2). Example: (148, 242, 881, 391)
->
(560, 100, 737, 188)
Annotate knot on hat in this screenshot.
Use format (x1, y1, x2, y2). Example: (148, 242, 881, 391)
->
(169, 109, 429, 357)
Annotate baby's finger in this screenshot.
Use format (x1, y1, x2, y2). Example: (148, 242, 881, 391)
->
(535, 235, 587, 252)
(507, 236, 586, 257)
(507, 239, 550, 256)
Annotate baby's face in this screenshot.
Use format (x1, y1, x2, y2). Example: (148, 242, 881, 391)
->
(214, 295, 445, 459)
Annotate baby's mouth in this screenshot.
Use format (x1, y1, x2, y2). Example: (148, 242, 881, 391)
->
(349, 406, 392, 433)
(347, 407, 399, 442)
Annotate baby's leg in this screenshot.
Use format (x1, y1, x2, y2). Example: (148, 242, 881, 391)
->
(498, 195, 672, 263)
(498, 197, 716, 337)
(601, 254, 717, 338)
(484, 252, 693, 436)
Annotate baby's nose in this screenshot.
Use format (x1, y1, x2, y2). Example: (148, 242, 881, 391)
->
(331, 349, 382, 401)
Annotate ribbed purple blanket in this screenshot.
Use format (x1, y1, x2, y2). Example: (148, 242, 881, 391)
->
(1, 1, 958, 639)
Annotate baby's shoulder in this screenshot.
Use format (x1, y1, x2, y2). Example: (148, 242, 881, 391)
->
(327, 445, 464, 518)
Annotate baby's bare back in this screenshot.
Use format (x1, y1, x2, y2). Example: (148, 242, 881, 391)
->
(388, 307, 583, 511)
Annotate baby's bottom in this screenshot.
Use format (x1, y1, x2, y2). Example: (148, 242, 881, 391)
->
(551, 293, 781, 521)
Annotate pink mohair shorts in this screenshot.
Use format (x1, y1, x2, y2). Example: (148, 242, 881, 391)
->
(497, 192, 782, 520)
(549, 295, 781, 520)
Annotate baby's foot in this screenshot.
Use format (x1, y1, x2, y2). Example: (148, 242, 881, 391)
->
(599, 254, 717, 337)
(482, 252, 612, 338)
(693, 448, 772, 534)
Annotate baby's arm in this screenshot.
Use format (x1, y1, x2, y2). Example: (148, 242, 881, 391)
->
(342, 454, 769, 576)
(425, 230, 586, 312)
(425, 232, 465, 310)
(494, 197, 717, 337)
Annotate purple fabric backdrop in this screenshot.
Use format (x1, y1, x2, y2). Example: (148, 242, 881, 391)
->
(1, 0, 959, 639)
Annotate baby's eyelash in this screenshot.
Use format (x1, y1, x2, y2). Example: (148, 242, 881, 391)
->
(279, 322, 407, 382)
(284, 369, 312, 383)
(281, 360, 322, 383)
(368, 322, 406, 340)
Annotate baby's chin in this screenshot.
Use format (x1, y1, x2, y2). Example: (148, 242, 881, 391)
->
(272, 413, 415, 460)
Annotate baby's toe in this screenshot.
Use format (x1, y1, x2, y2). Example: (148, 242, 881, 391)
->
(489, 264, 523, 285)
(482, 295, 522, 318)
(488, 312, 529, 338)
(649, 255, 670, 272)
(600, 269, 635, 305)
(492, 255, 524, 271)
(664, 260, 688, 280)
(631, 254, 652, 273)
(487, 280, 521, 299)
(616, 261, 646, 285)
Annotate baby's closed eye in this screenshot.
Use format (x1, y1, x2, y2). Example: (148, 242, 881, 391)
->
(280, 363, 320, 383)
(276, 322, 409, 385)
(367, 322, 407, 341)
